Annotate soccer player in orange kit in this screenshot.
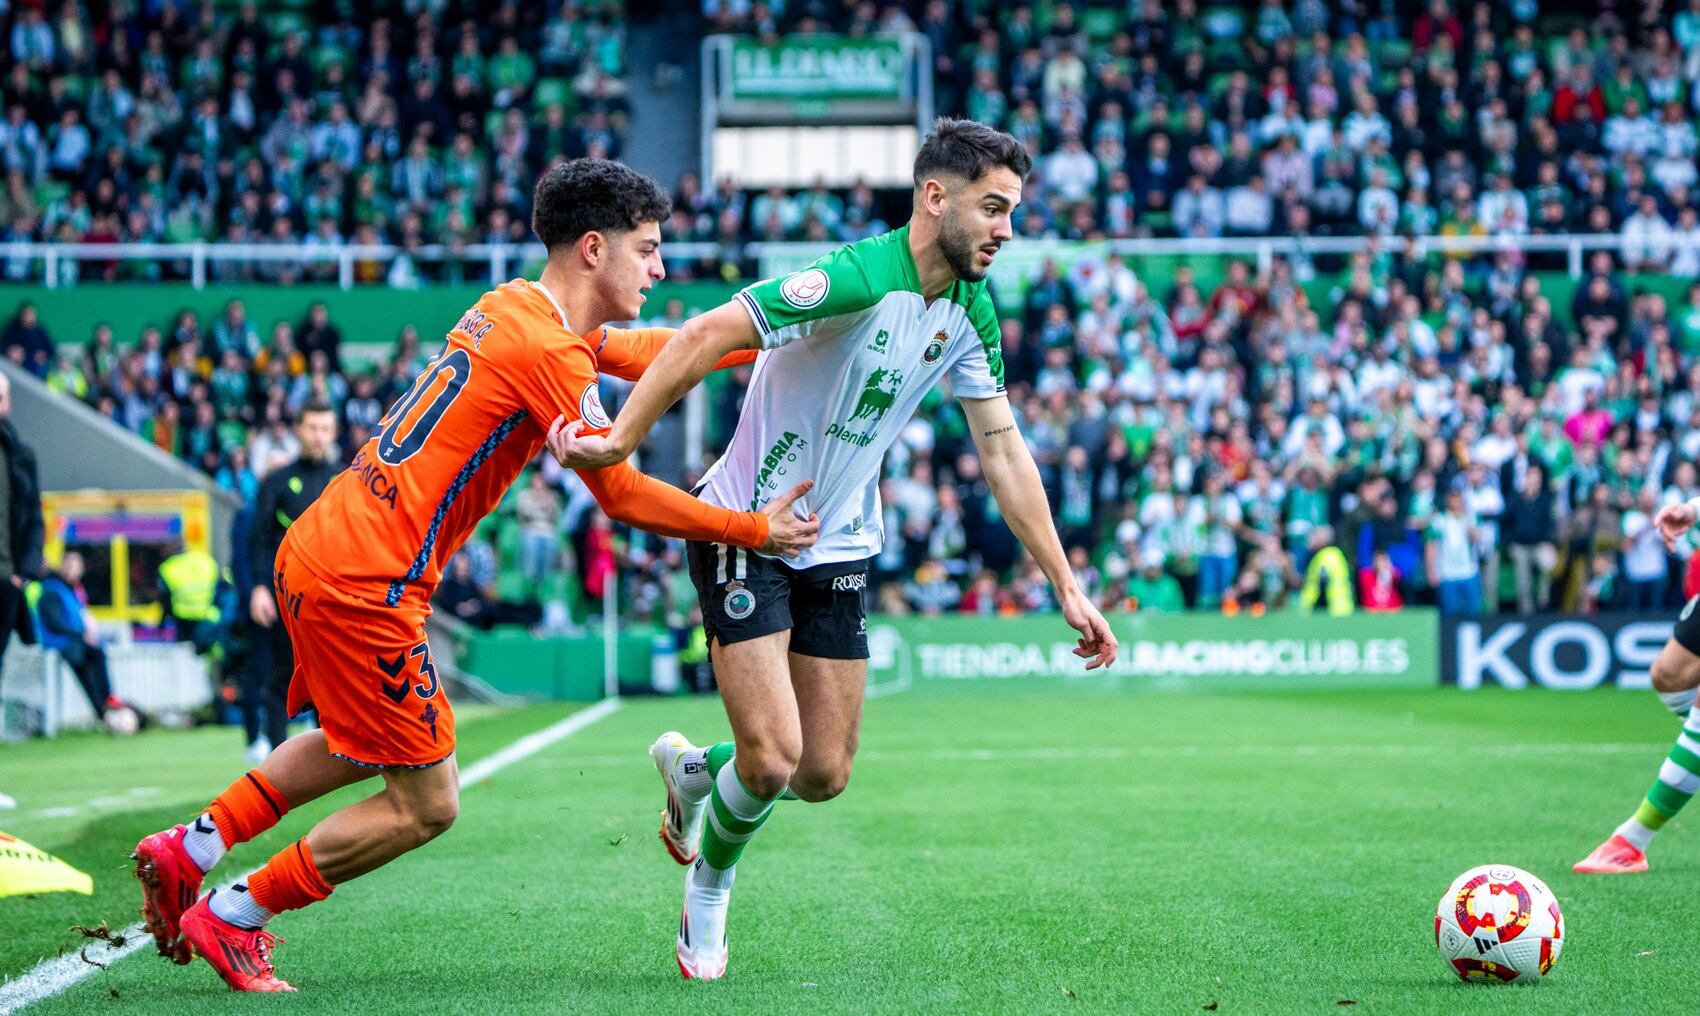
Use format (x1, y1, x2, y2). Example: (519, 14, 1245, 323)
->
(129, 158, 819, 992)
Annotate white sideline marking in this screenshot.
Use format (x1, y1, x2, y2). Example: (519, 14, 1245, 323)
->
(457, 698, 621, 786)
(0, 699, 622, 1015)
(31, 787, 163, 820)
(865, 741, 1674, 762)
(530, 740, 1674, 769)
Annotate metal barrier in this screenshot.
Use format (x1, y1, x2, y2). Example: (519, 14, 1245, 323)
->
(0, 232, 1644, 291)
(0, 638, 210, 739)
(107, 642, 212, 718)
(0, 240, 726, 290)
(0, 645, 88, 739)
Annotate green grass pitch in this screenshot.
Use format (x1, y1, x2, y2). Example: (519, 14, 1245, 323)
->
(0, 687, 1692, 1013)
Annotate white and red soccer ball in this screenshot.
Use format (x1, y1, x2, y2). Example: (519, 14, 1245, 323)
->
(1434, 865, 1564, 983)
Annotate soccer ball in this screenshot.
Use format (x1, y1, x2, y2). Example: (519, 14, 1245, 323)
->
(104, 706, 140, 736)
(1434, 865, 1564, 983)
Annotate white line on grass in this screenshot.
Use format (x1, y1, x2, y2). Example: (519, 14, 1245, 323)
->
(31, 786, 163, 820)
(523, 740, 1675, 769)
(0, 698, 622, 1015)
(865, 741, 1675, 762)
(457, 699, 620, 785)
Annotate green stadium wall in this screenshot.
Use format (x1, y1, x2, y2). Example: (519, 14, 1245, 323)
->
(459, 609, 1440, 701)
(867, 609, 1440, 694)
(456, 624, 671, 701)
(0, 282, 742, 369)
(8, 270, 1688, 358)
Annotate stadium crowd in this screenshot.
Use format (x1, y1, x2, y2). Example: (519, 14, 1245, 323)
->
(679, 0, 1700, 258)
(12, 0, 1700, 623)
(0, 0, 632, 278)
(12, 228, 1700, 623)
(16, 0, 1700, 264)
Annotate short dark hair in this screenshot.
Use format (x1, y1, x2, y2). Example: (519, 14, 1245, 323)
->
(300, 399, 336, 418)
(532, 158, 672, 252)
(912, 117, 1032, 188)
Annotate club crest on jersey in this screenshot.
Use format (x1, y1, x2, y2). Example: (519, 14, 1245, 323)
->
(851, 368, 902, 422)
(724, 581, 756, 620)
(923, 331, 947, 365)
(579, 383, 612, 429)
(826, 368, 903, 448)
(780, 268, 830, 309)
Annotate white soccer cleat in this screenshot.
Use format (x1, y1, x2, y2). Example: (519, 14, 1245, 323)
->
(0, 789, 14, 809)
(650, 731, 706, 865)
(676, 861, 731, 980)
(245, 737, 272, 765)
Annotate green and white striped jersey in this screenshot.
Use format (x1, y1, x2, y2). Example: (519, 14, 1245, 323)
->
(700, 224, 1005, 569)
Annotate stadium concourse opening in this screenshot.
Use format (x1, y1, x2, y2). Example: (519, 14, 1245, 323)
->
(2, 0, 1700, 1008)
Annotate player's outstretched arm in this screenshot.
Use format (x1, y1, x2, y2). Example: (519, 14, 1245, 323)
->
(1655, 498, 1700, 550)
(595, 326, 758, 382)
(963, 395, 1118, 670)
(556, 302, 759, 469)
(574, 459, 819, 557)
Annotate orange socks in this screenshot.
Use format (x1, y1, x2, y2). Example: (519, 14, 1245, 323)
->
(248, 839, 334, 917)
(206, 770, 289, 848)
(212, 838, 333, 927)
(248, 838, 335, 915)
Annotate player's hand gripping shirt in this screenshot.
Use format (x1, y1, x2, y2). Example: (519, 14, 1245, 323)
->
(285, 279, 766, 605)
(699, 225, 1005, 569)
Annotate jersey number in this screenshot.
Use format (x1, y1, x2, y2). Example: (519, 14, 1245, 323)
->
(376, 348, 471, 465)
(409, 642, 440, 699)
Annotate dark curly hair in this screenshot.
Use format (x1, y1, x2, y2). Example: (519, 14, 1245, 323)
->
(912, 117, 1033, 188)
(532, 158, 673, 252)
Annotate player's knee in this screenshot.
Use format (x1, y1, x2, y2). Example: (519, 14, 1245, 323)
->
(790, 766, 850, 803)
(1651, 653, 1700, 694)
(399, 791, 459, 844)
(741, 761, 796, 800)
(737, 744, 800, 800)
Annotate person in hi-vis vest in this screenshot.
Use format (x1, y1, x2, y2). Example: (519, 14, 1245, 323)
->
(158, 538, 228, 655)
(1298, 528, 1356, 616)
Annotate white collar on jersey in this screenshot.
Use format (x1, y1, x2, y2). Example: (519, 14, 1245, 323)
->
(529, 280, 572, 332)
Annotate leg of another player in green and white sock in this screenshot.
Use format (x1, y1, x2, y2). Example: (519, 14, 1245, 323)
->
(1576, 640, 1700, 873)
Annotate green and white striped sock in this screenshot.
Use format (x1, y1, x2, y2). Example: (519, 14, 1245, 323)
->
(1616, 716, 1700, 849)
(694, 753, 775, 889)
(678, 741, 736, 802)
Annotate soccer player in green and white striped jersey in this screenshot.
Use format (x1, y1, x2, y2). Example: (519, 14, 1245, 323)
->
(1575, 494, 1700, 873)
(549, 119, 1119, 978)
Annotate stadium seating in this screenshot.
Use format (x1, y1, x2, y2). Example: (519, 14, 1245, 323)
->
(7, 1, 1700, 625)
(0, 0, 632, 253)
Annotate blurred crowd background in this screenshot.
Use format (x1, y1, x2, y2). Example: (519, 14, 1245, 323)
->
(7, 0, 1700, 632)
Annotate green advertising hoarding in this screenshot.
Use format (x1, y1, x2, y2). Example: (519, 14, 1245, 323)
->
(728, 36, 908, 102)
(1, 280, 741, 364)
(866, 610, 1440, 695)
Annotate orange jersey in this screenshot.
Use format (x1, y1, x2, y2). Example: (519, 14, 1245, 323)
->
(285, 279, 767, 607)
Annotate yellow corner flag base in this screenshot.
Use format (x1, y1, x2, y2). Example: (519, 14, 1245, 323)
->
(0, 832, 94, 898)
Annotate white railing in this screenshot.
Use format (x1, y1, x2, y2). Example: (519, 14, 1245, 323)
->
(0, 240, 729, 290)
(750, 232, 1636, 281)
(0, 233, 1659, 290)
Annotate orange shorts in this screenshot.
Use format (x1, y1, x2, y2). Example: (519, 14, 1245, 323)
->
(275, 542, 455, 769)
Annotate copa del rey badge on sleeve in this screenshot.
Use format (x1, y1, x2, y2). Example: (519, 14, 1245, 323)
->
(0, 831, 94, 898)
